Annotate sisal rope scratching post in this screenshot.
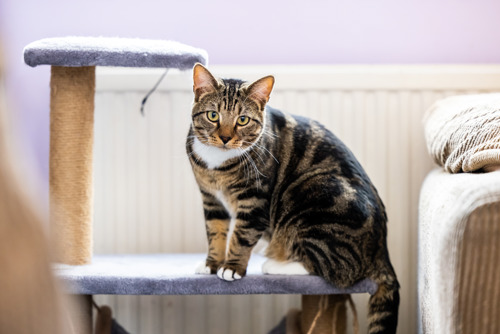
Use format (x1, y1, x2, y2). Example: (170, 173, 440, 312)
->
(50, 66, 95, 265)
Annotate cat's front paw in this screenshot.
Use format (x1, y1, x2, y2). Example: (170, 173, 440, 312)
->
(195, 261, 212, 275)
(217, 265, 245, 281)
(195, 259, 220, 274)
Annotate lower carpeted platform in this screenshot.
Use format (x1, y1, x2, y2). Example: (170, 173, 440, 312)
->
(54, 253, 377, 296)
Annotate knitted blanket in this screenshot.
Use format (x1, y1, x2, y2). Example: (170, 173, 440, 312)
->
(423, 93, 500, 173)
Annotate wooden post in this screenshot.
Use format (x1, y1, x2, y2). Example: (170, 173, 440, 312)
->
(68, 295, 93, 334)
(300, 295, 348, 334)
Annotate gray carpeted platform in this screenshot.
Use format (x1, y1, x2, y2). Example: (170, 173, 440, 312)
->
(24, 36, 208, 69)
(54, 254, 378, 296)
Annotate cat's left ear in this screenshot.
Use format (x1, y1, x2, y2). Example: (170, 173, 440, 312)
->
(246, 76, 275, 110)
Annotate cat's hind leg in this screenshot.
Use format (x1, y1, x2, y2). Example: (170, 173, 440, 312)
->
(263, 231, 310, 275)
(262, 258, 309, 275)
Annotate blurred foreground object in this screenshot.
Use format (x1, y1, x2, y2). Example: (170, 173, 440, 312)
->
(0, 43, 72, 334)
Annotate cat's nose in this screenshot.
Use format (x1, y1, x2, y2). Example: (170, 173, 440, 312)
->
(220, 136, 232, 144)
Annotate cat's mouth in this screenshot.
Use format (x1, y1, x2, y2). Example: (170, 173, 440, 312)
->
(202, 138, 249, 151)
(212, 142, 245, 150)
(217, 143, 241, 151)
(202, 141, 234, 150)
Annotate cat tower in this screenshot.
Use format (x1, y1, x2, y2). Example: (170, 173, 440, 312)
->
(24, 37, 376, 334)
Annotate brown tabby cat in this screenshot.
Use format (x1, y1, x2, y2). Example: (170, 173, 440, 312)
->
(186, 64, 399, 334)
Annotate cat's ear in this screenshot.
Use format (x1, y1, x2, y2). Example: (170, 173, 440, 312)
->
(246, 75, 275, 110)
(193, 63, 218, 102)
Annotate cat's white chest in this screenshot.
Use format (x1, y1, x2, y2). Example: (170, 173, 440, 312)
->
(192, 137, 243, 169)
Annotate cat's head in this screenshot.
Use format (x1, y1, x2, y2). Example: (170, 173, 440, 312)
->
(191, 64, 274, 150)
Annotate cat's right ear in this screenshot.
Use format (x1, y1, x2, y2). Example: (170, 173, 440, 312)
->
(193, 63, 218, 102)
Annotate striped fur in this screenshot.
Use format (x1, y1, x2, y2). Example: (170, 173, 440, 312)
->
(187, 64, 399, 333)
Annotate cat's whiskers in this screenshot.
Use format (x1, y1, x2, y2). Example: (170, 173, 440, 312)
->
(242, 150, 266, 190)
(242, 140, 279, 165)
(246, 144, 267, 166)
(252, 150, 267, 167)
(237, 148, 251, 189)
(262, 129, 279, 139)
(241, 151, 258, 188)
(255, 144, 279, 164)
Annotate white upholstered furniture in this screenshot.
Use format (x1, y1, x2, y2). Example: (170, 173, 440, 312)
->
(419, 94, 500, 333)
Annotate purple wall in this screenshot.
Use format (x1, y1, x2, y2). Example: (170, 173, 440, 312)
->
(2, 0, 500, 179)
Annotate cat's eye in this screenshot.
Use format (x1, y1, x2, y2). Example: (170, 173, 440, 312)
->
(207, 111, 219, 122)
(237, 116, 250, 126)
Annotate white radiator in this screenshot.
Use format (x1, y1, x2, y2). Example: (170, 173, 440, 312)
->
(93, 65, 500, 334)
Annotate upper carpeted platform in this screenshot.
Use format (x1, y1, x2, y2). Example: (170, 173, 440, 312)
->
(23, 37, 208, 69)
(54, 253, 378, 296)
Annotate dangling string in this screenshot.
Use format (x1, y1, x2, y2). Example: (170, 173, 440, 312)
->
(92, 297, 101, 312)
(140, 69, 169, 116)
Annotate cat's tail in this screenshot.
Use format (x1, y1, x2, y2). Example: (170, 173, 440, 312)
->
(367, 274, 400, 334)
